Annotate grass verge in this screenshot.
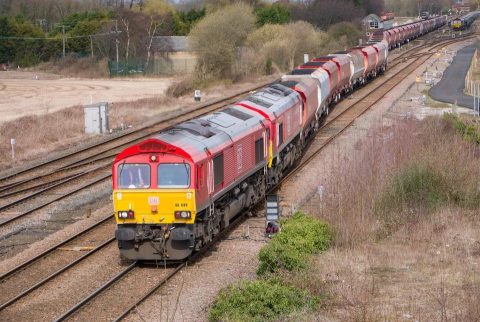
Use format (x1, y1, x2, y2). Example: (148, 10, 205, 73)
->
(208, 279, 319, 322)
(257, 212, 332, 275)
(209, 212, 332, 322)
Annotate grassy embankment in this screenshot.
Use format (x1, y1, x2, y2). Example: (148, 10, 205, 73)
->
(209, 114, 480, 321)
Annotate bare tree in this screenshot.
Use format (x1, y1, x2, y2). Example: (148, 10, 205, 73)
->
(291, 0, 363, 29)
(121, 16, 130, 61)
(145, 14, 162, 69)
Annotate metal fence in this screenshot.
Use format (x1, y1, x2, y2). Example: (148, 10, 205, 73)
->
(108, 59, 145, 77)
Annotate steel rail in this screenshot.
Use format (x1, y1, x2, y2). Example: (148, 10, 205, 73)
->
(0, 81, 275, 184)
(0, 237, 115, 310)
(111, 263, 185, 322)
(0, 173, 110, 229)
(0, 171, 90, 211)
(0, 172, 82, 198)
(0, 216, 112, 281)
(53, 261, 137, 322)
(0, 163, 111, 211)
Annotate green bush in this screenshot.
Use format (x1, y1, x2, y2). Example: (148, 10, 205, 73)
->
(444, 114, 480, 144)
(374, 162, 480, 236)
(255, 4, 290, 26)
(374, 164, 448, 234)
(257, 212, 332, 275)
(208, 279, 318, 322)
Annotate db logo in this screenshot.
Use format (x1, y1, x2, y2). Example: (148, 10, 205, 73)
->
(148, 196, 159, 206)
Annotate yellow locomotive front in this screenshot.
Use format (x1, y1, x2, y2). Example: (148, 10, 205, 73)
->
(112, 140, 198, 261)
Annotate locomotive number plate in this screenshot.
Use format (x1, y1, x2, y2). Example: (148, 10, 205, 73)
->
(148, 196, 159, 206)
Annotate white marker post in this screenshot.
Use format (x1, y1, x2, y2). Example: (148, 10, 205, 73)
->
(10, 138, 16, 160)
(304, 54, 309, 64)
(194, 90, 201, 102)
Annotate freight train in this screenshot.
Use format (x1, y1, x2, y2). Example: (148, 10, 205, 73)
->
(112, 16, 446, 261)
(368, 15, 446, 48)
(451, 11, 480, 31)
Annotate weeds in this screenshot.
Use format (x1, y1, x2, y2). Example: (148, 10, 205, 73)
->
(374, 163, 449, 236)
(166, 78, 194, 97)
(374, 160, 480, 237)
(208, 279, 319, 322)
(209, 212, 330, 321)
(444, 113, 480, 144)
(257, 212, 332, 275)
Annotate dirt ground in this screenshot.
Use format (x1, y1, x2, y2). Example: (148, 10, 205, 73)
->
(0, 71, 173, 123)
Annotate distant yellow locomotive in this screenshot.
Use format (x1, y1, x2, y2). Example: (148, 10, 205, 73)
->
(451, 11, 480, 31)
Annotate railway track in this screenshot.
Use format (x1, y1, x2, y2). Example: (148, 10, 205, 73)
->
(53, 204, 253, 322)
(0, 80, 275, 187)
(0, 31, 475, 321)
(0, 207, 248, 321)
(0, 216, 113, 308)
(0, 80, 275, 241)
(0, 30, 472, 225)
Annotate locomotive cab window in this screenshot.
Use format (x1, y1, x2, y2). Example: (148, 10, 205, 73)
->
(157, 163, 190, 188)
(278, 123, 284, 146)
(213, 154, 224, 187)
(255, 138, 264, 164)
(117, 164, 151, 189)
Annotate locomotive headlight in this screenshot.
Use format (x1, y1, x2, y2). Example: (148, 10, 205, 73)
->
(118, 210, 134, 219)
(174, 211, 191, 219)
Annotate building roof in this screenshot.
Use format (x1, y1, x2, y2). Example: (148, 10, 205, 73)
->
(150, 36, 190, 52)
(363, 14, 381, 23)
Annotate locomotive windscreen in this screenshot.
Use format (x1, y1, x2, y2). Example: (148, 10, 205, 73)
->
(157, 163, 190, 188)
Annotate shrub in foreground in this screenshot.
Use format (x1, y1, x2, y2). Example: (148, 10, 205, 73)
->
(444, 114, 480, 144)
(208, 279, 318, 322)
(374, 162, 480, 236)
(257, 212, 332, 275)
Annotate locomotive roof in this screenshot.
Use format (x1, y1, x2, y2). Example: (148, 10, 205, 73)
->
(238, 83, 301, 118)
(152, 105, 265, 161)
(115, 84, 299, 163)
(303, 61, 326, 67)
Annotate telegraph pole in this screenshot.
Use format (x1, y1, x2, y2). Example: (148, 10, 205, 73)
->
(115, 20, 119, 73)
(62, 25, 66, 58)
(90, 36, 94, 58)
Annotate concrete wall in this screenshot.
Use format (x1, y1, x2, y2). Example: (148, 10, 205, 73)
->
(153, 52, 196, 75)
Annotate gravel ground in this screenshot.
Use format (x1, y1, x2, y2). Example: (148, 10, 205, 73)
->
(69, 266, 173, 322)
(0, 199, 113, 276)
(0, 219, 115, 305)
(0, 176, 112, 260)
(0, 242, 123, 321)
(125, 218, 267, 322)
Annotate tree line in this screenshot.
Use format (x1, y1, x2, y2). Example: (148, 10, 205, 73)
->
(0, 0, 456, 70)
(0, 0, 390, 67)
